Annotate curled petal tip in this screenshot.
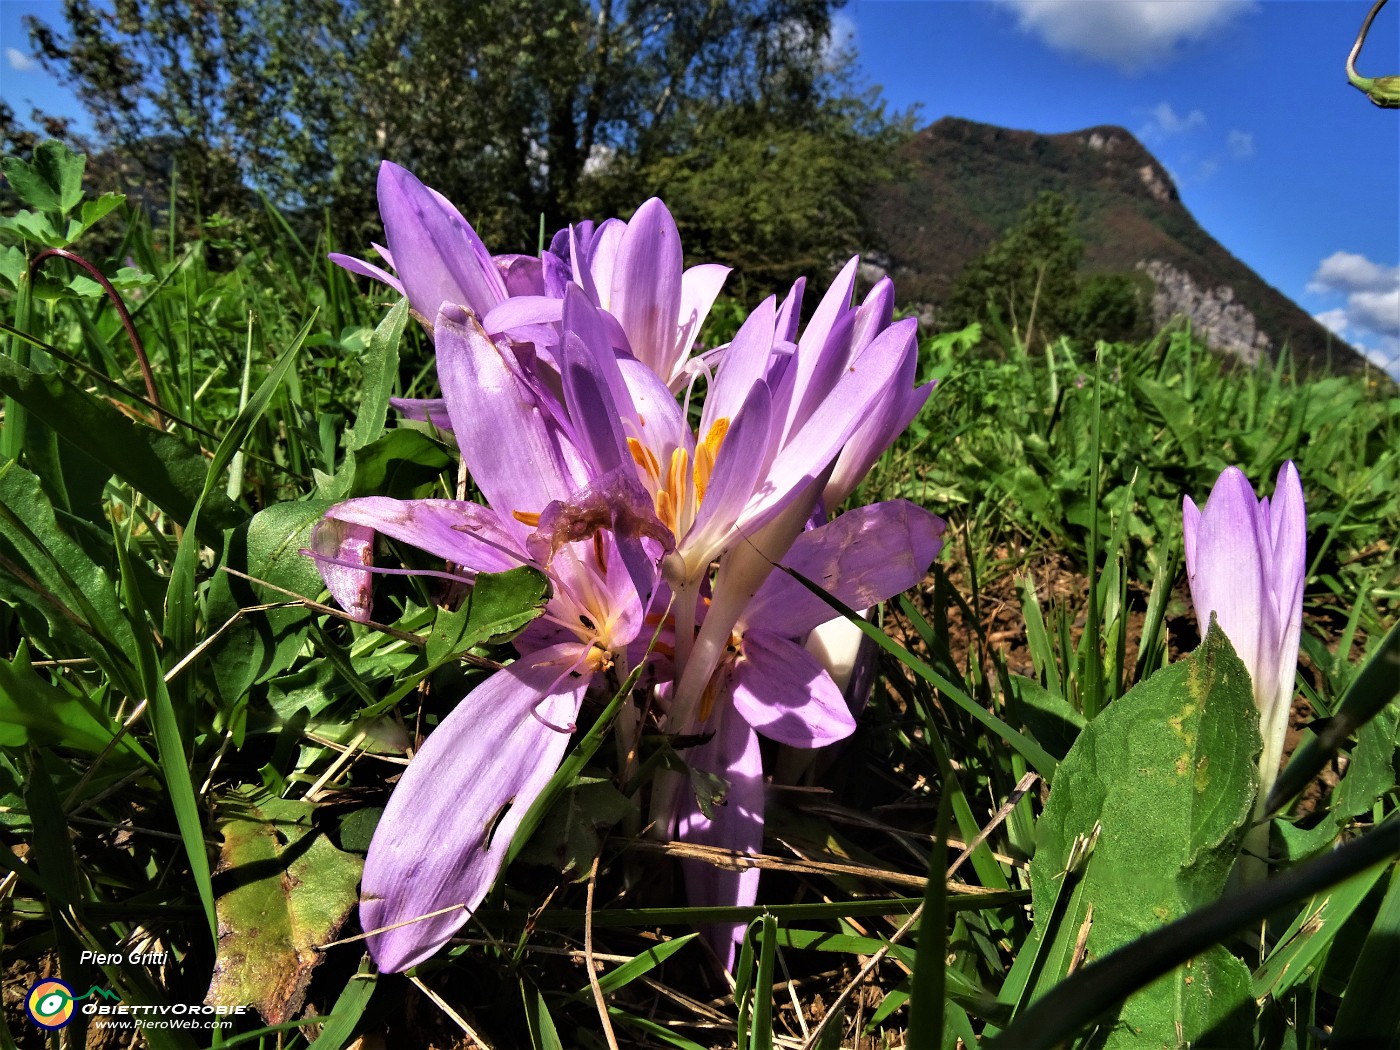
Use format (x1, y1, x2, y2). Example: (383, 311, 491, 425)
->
(438, 302, 472, 326)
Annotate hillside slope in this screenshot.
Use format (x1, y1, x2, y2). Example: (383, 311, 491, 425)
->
(869, 117, 1364, 372)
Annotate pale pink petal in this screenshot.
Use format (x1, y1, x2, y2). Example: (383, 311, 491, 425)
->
(744, 500, 946, 637)
(328, 252, 405, 297)
(435, 305, 587, 533)
(677, 703, 764, 971)
(361, 643, 588, 972)
(728, 630, 856, 747)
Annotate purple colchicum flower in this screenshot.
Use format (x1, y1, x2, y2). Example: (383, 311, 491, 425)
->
(676, 500, 945, 967)
(317, 161, 945, 973)
(309, 307, 664, 972)
(1183, 462, 1305, 876)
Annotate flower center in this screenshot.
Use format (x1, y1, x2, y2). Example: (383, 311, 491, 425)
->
(628, 417, 729, 539)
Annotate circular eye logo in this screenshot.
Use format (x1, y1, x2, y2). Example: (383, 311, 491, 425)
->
(25, 979, 76, 1030)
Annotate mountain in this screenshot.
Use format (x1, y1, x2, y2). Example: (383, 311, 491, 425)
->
(867, 117, 1366, 373)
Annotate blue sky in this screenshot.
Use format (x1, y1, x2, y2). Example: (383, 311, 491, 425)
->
(838, 0, 1399, 371)
(4, 0, 1398, 370)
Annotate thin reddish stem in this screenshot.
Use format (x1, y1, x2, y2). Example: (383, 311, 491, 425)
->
(29, 248, 167, 425)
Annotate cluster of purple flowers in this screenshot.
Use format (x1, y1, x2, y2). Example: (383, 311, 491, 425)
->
(310, 161, 1309, 975)
(310, 163, 946, 972)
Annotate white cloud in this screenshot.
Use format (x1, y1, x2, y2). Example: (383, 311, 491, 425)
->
(996, 0, 1256, 73)
(1140, 102, 1207, 140)
(1349, 288, 1400, 337)
(1227, 129, 1254, 159)
(1355, 337, 1400, 380)
(1313, 308, 1348, 336)
(1307, 251, 1400, 294)
(1307, 252, 1400, 374)
(6, 48, 37, 73)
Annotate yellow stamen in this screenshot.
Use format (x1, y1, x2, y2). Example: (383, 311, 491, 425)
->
(693, 417, 730, 505)
(655, 489, 677, 533)
(628, 437, 661, 482)
(512, 509, 541, 526)
(666, 448, 690, 513)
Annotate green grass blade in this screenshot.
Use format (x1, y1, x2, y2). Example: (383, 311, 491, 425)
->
(113, 519, 218, 941)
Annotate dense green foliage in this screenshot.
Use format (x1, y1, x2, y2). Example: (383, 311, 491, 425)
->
(0, 144, 1396, 1049)
(940, 191, 1150, 348)
(15, 0, 900, 287)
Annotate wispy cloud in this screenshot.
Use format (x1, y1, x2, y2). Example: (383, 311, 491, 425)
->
(1140, 102, 1207, 140)
(6, 48, 37, 73)
(1226, 129, 1254, 159)
(996, 0, 1256, 74)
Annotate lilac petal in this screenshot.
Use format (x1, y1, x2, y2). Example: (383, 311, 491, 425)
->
(328, 252, 406, 297)
(775, 277, 806, 343)
(435, 305, 587, 533)
(736, 320, 915, 532)
(675, 263, 732, 366)
(482, 295, 564, 341)
(495, 253, 544, 296)
(309, 516, 375, 620)
(850, 277, 896, 352)
(684, 381, 774, 573)
(745, 500, 946, 637)
(559, 288, 639, 474)
(609, 198, 683, 377)
(1266, 462, 1306, 704)
(823, 352, 931, 509)
(677, 703, 764, 972)
(729, 630, 856, 747)
(706, 296, 777, 425)
(378, 162, 506, 320)
(1184, 467, 1268, 691)
(777, 257, 858, 431)
(318, 497, 525, 574)
(389, 397, 453, 431)
(361, 643, 588, 972)
(616, 358, 690, 460)
(580, 219, 625, 304)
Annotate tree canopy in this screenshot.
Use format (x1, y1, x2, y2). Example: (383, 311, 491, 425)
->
(23, 0, 902, 284)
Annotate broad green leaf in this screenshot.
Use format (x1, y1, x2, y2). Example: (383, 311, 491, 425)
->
(425, 566, 550, 664)
(1025, 624, 1261, 1046)
(0, 461, 138, 688)
(207, 499, 335, 703)
(1004, 674, 1085, 760)
(517, 775, 633, 877)
(206, 788, 364, 1025)
(0, 209, 59, 246)
(0, 643, 145, 758)
(0, 354, 239, 542)
(2, 140, 85, 215)
(0, 245, 25, 288)
(75, 192, 125, 235)
(316, 427, 455, 502)
(347, 298, 407, 452)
